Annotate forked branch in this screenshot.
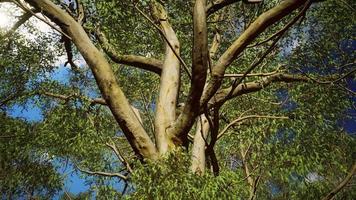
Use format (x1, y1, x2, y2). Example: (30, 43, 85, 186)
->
(201, 0, 309, 106)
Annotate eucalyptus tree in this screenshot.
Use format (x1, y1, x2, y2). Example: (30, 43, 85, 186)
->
(0, 0, 355, 199)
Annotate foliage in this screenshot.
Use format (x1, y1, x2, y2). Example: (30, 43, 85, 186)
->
(0, 114, 62, 199)
(0, 0, 355, 199)
(127, 150, 245, 200)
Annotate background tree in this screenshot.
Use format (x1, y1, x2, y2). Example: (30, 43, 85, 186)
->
(0, 0, 355, 199)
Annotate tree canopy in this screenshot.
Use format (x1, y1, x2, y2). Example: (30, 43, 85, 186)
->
(0, 0, 355, 199)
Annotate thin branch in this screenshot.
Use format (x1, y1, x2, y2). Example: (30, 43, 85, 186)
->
(223, 34, 284, 103)
(0, 134, 27, 139)
(0, 91, 25, 107)
(40, 91, 106, 105)
(249, 95, 289, 106)
(12, 0, 72, 40)
(75, 0, 85, 24)
(240, 145, 254, 188)
(217, 115, 289, 139)
(241, 165, 260, 182)
(224, 70, 280, 77)
(64, 191, 73, 200)
(249, 175, 261, 200)
(206, 0, 262, 16)
(3, 8, 37, 38)
(207, 147, 220, 176)
(243, 142, 252, 159)
(76, 165, 128, 180)
(210, 73, 309, 108)
(140, 93, 155, 133)
(337, 84, 356, 96)
(321, 163, 356, 200)
(209, 12, 224, 60)
(106, 141, 133, 173)
(296, 66, 356, 84)
(207, 0, 240, 16)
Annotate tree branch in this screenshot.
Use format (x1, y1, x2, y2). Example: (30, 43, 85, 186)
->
(296, 66, 356, 84)
(13, 0, 71, 40)
(191, 115, 210, 175)
(217, 115, 289, 140)
(106, 142, 133, 173)
(146, 0, 182, 154)
(211, 73, 309, 107)
(209, 12, 225, 67)
(40, 91, 106, 105)
(201, 0, 309, 107)
(76, 165, 128, 180)
(95, 28, 163, 75)
(224, 70, 280, 77)
(134, 3, 191, 78)
(207, 0, 241, 16)
(322, 163, 356, 200)
(206, 0, 262, 16)
(3, 8, 37, 38)
(248, 0, 312, 48)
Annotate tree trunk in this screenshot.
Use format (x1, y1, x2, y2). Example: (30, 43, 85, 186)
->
(191, 115, 210, 174)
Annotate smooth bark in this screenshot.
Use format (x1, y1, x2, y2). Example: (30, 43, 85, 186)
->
(191, 115, 210, 174)
(150, 0, 181, 154)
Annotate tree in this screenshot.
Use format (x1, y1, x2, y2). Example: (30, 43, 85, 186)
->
(0, 0, 355, 199)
